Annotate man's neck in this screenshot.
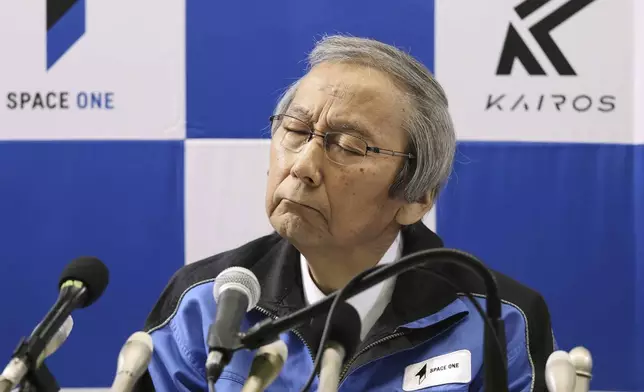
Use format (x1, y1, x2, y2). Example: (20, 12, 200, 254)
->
(300, 227, 401, 294)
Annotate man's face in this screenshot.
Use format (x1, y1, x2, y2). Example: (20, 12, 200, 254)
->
(265, 62, 411, 248)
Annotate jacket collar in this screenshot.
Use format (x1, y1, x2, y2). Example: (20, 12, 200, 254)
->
(250, 221, 461, 329)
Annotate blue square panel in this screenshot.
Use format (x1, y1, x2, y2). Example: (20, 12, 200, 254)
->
(436, 141, 637, 391)
(635, 145, 644, 390)
(0, 141, 184, 387)
(186, 0, 435, 139)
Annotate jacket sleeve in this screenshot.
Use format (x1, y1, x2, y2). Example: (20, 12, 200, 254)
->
(132, 320, 208, 392)
(132, 270, 214, 392)
(139, 303, 253, 392)
(146, 318, 209, 391)
(505, 293, 556, 392)
(472, 292, 555, 392)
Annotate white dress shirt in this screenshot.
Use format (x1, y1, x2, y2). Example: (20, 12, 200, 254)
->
(299, 233, 402, 340)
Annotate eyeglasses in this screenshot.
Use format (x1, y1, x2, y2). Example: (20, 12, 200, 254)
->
(269, 114, 415, 166)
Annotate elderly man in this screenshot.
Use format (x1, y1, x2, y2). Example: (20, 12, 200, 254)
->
(139, 35, 555, 391)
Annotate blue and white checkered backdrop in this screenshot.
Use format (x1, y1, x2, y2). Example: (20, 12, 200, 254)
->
(1, 0, 642, 391)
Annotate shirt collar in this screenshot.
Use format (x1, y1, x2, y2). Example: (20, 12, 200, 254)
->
(252, 221, 456, 329)
(299, 232, 402, 338)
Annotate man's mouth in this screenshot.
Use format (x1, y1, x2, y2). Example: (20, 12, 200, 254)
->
(283, 199, 316, 211)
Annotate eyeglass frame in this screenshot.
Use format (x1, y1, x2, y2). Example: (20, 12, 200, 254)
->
(269, 114, 415, 165)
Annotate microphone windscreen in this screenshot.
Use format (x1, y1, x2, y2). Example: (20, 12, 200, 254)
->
(569, 346, 592, 376)
(58, 256, 109, 307)
(546, 350, 576, 392)
(313, 302, 362, 359)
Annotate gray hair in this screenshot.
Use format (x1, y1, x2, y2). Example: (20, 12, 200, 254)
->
(273, 35, 456, 203)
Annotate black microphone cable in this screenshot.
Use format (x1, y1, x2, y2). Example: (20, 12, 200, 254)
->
(298, 266, 377, 392)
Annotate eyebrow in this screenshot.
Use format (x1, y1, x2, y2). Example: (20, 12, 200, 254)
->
(285, 105, 373, 140)
(327, 118, 371, 138)
(285, 105, 313, 121)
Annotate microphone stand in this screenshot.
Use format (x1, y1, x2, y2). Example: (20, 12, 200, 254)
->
(11, 338, 60, 392)
(19, 364, 59, 392)
(239, 248, 509, 392)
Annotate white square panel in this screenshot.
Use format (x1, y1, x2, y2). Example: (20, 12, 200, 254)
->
(423, 207, 437, 233)
(0, 0, 185, 140)
(185, 139, 274, 264)
(436, 0, 634, 144)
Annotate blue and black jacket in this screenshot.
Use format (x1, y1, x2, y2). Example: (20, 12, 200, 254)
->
(135, 222, 555, 391)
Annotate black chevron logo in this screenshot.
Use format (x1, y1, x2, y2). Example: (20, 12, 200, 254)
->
(496, 0, 597, 76)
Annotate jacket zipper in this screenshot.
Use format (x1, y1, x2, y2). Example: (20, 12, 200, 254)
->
(338, 330, 409, 382)
(254, 307, 409, 387)
(253, 306, 316, 363)
(338, 313, 469, 388)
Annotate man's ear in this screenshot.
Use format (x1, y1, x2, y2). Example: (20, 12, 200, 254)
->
(395, 190, 435, 225)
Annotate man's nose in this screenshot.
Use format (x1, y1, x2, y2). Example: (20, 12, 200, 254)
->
(289, 136, 324, 187)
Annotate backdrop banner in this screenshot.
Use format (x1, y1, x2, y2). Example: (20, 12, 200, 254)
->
(0, 0, 641, 390)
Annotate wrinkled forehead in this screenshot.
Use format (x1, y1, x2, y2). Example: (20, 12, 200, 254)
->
(286, 63, 408, 143)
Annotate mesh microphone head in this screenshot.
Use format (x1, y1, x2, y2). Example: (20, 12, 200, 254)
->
(58, 256, 109, 307)
(312, 301, 362, 360)
(213, 267, 261, 311)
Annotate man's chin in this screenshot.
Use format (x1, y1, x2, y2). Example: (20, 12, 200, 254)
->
(270, 213, 323, 245)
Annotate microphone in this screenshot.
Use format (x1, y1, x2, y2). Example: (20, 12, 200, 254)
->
(0, 317, 74, 392)
(569, 346, 592, 392)
(316, 303, 361, 392)
(240, 248, 507, 392)
(0, 256, 109, 391)
(206, 267, 261, 385)
(35, 316, 74, 367)
(545, 351, 576, 392)
(110, 332, 154, 392)
(240, 340, 288, 392)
